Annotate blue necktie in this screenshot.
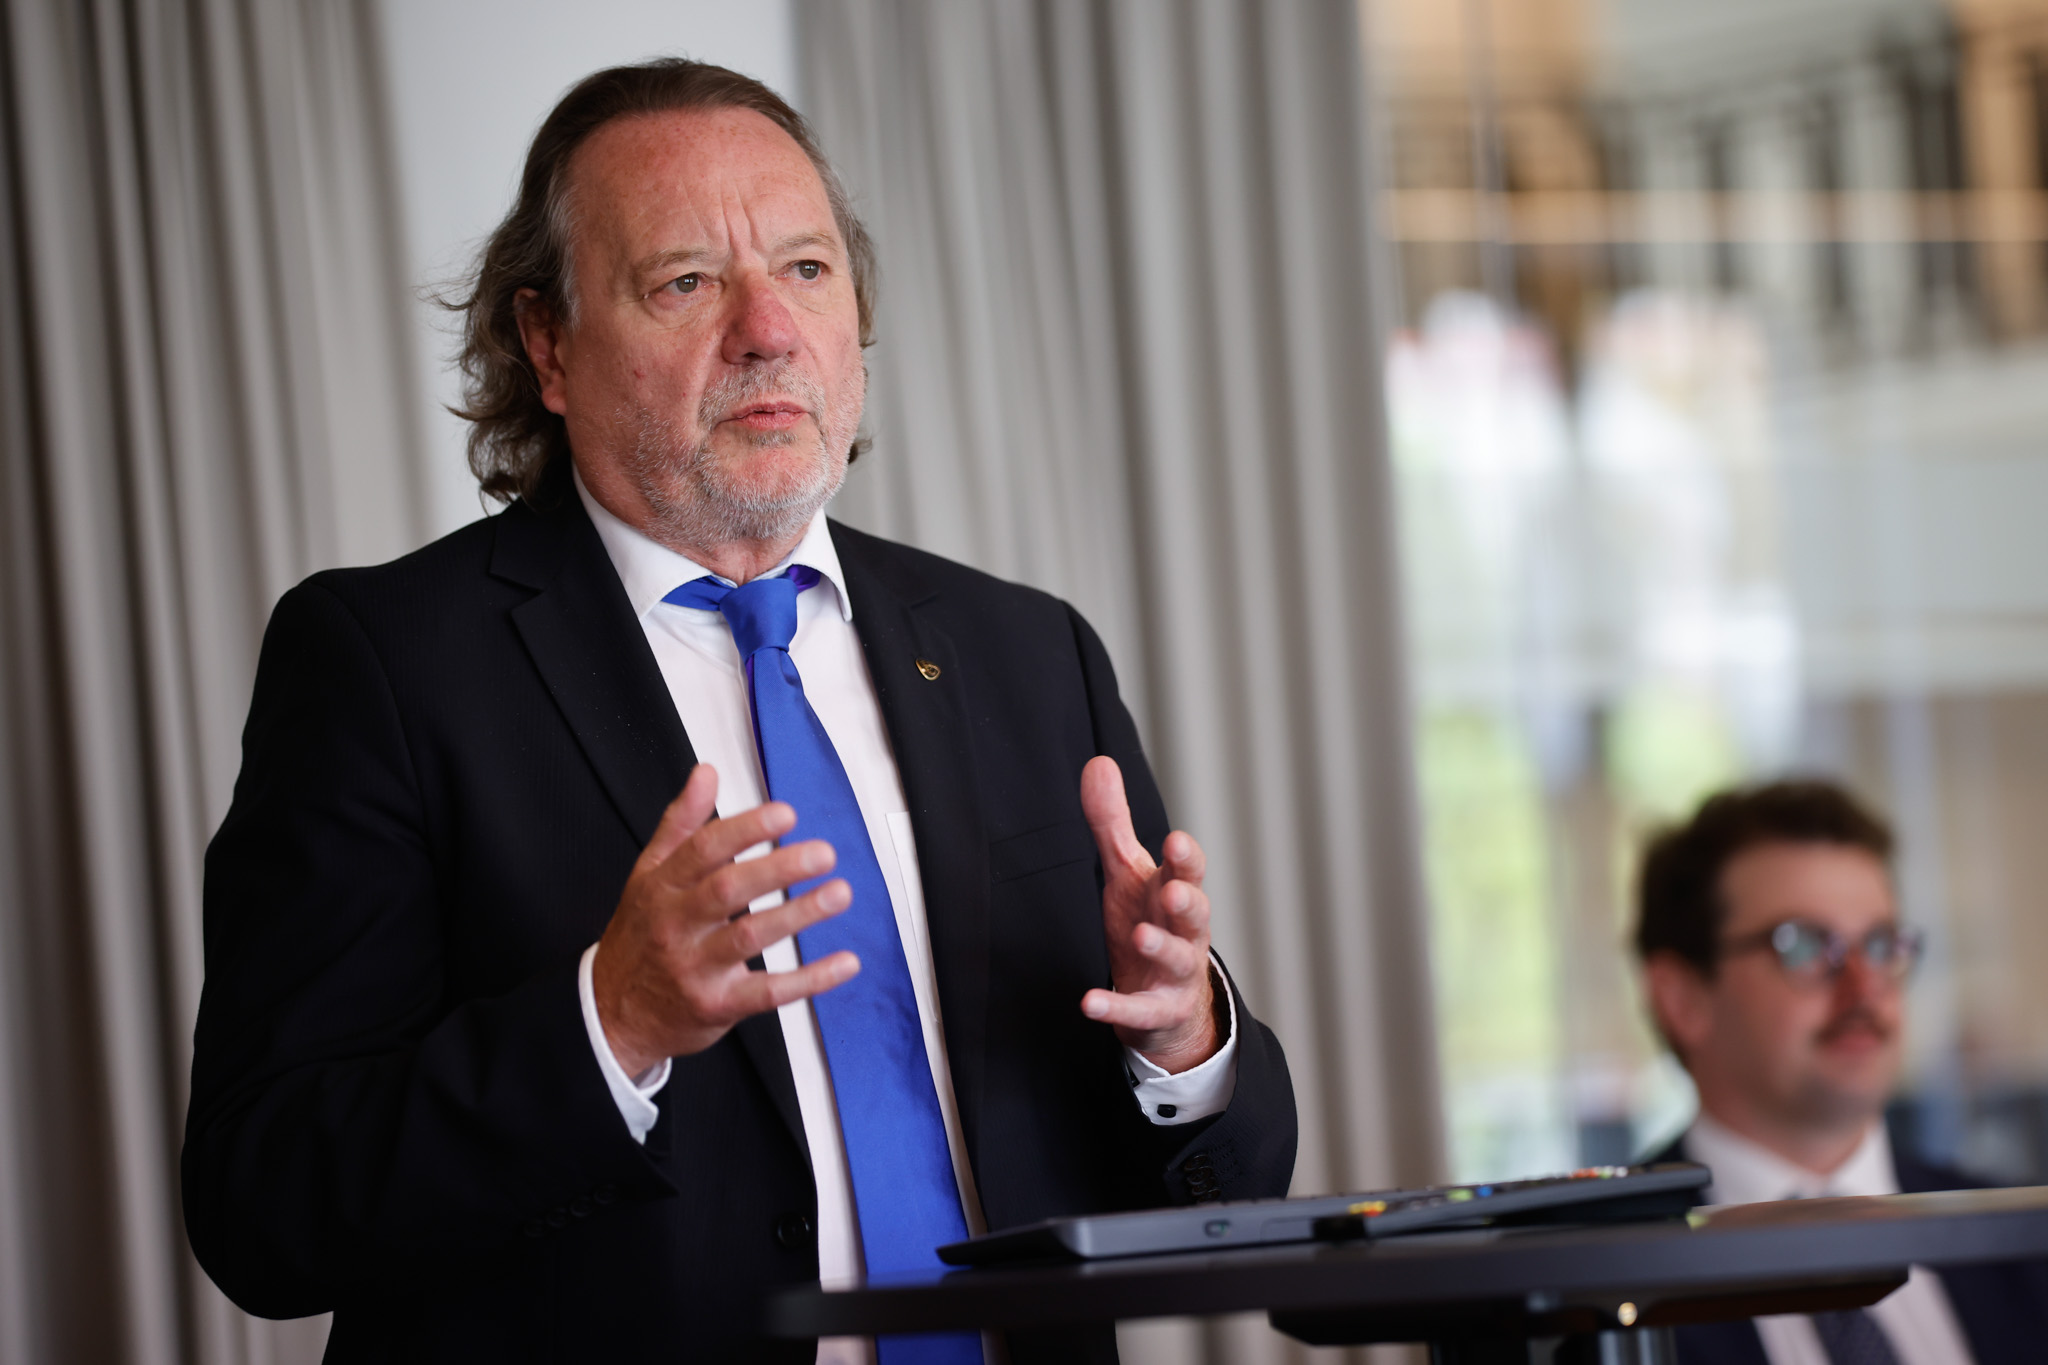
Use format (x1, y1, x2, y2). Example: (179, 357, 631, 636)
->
(665, 569, 979, 1365)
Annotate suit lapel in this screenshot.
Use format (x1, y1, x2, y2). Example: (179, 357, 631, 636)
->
(496, 485, 696, 847)
(833, 522, 994, 1166)
(491, 476, 807, 1158)
(729, 1010, 807, 1163)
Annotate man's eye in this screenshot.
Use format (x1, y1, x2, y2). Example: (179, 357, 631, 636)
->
(666, 273, 702, 295)
(1772, 921, 1827, 970)
(794, 260, 823, 281)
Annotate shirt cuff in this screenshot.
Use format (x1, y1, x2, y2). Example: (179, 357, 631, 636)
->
(579, 942, 671, 1144)
(1123, 954, 1239, 1126)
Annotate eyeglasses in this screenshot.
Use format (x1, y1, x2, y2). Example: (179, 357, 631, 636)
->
(1719, 920, 1925, 984)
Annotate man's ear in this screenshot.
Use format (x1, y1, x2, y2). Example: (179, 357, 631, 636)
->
(514, 288, 572, 417)
(1643, 950, 1714, 1063)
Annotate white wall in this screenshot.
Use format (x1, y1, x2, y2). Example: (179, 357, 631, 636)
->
(374, 0, 797, 540)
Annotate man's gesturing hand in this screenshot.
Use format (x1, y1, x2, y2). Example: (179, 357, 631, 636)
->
(592, 763, 859, 1077)
(1079, 755, 1219, 1074)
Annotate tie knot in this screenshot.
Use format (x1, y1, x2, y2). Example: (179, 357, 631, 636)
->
(663, 566, 820, 658)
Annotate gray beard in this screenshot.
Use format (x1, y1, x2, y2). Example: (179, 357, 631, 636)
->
(620, 361, 859, 554)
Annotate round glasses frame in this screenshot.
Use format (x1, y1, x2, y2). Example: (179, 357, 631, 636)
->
(1718, 919, 1925, 984)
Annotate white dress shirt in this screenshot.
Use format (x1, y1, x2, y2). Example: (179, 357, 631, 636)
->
(1684, 1113, 1976, 1365)
(567, 476, 1238, 1363)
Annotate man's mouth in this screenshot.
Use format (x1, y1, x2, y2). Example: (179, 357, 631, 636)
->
(725, 400, 808, 432)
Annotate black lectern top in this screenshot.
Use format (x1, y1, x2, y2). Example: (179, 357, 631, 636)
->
(767, 1186, 2048, 1345)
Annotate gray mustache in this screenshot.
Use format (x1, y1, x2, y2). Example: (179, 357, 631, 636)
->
(1818, 1006, 1891, 1043)
(700, 362, 824, 426)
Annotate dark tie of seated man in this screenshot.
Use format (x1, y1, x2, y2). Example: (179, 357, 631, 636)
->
(181, 59, 1297, 1365)
(1633, 780, 2048, 1365)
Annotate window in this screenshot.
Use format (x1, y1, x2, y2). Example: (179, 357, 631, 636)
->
(1367, 0, 2048, 1181)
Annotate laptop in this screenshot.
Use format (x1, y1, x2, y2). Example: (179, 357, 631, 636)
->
(937, 1162, 1711, 1266)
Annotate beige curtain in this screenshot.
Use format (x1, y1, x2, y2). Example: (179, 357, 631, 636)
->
(797, 2, 1444, 1360)
(0, 1, 423, 1361)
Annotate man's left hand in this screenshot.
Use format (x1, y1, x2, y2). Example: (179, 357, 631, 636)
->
(1079, 755, 1219, 1074)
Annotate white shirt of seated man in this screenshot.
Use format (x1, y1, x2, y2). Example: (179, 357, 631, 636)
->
(1686, 1114, 1973, 1365)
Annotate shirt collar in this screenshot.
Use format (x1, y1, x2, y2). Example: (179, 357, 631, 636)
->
(572, 465, 853, 623)
(1686, 1110, 1897, 1205)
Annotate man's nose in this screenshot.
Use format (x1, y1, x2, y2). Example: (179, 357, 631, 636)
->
(722, 273, 800, 364)
(1833, 945, 1891, 1001)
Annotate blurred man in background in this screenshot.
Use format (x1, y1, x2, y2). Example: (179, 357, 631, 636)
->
(1636, 780, 2048, 1365)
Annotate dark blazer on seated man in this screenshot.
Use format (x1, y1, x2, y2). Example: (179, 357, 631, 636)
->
(1632, 781, 2048, 1365)
(181, 60, 1295, 1365)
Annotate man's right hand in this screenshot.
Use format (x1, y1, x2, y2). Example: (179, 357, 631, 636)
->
(592, 763, 859, 1076)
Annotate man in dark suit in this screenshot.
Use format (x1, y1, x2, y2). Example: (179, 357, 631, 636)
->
(182, 60, 1296, 1364)
(1634, 781, 2048, 1365)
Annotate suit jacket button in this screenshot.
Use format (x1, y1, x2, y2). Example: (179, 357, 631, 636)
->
(522, 1219, 546, 1239)
(776, 1212, 814, 1249)
(546, 1207, 570, 1229)
(569, 1197, 593, 1218)
(593, 1183, 617, 1206)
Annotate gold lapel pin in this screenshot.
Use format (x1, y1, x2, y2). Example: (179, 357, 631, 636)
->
(915, 658, 941, 681)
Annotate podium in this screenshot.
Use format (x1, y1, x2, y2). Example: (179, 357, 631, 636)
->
(765, 1186, 2048, 1361)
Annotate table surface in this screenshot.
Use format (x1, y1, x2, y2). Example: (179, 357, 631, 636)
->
(765, 1186, 2048, 1341)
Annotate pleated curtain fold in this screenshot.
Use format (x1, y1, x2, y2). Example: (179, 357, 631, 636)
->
(796, 3, 1444, 1361)
(0, 2, 423, 1362)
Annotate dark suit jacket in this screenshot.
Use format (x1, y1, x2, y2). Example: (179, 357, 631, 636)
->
(182, 467, 1298, 1363)
(1648, 1133, 2048, 1365)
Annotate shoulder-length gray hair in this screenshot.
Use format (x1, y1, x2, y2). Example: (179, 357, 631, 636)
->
(448, 58, 876, 504)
